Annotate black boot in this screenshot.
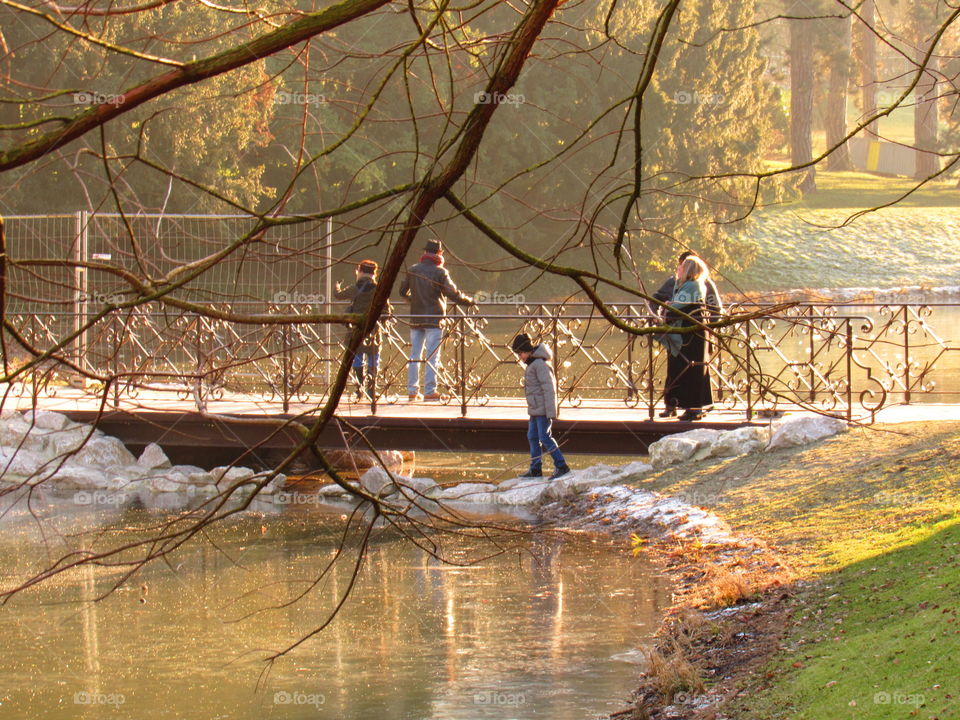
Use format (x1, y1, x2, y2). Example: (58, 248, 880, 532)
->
(520, 465, 542, 478)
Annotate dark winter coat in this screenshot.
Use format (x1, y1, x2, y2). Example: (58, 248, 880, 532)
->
(335, 276, 391, 352)
(398, 261, 473, 328)
(661, 280, 714, 410)
(522, 344, 558, 419)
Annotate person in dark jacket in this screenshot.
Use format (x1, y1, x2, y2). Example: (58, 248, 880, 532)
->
(511, 333, 571, 479)
(335, 260, 391, 401)
(398, 239, 474, 401)
(650, 250, 722, 419)
(658, 256, 720, 421)
(650, 250, 721, 318)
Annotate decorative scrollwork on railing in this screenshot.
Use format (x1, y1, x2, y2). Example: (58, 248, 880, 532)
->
(3, 302, 957, 419)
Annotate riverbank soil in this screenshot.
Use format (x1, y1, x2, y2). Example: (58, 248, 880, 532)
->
(625, 420, 960, 720)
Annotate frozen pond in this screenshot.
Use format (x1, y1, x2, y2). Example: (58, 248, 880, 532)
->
(0, 493, 670, 719)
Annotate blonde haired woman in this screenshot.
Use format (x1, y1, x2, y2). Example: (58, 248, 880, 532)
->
(660, 255, 720, 421)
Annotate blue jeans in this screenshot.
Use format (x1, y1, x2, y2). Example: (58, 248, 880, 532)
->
(351, 351, 379, 373)
(527, 416, 566, 471)
(407, 326, 442, 395)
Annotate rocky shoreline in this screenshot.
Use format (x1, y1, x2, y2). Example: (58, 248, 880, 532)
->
(1, 407, 846, 541)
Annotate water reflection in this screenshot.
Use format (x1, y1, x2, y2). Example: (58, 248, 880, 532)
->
(0, 494, 669, 719)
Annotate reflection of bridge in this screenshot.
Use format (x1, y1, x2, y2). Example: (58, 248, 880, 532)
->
(5, 302, 958, 464)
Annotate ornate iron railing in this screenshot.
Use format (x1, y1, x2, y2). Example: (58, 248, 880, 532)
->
(3, 302, 958, 420)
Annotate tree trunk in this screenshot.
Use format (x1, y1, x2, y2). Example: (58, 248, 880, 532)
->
(788, 1, 816, 192)
(854, 0, 878, 136)
(913, 17, 940, 179)
(825, 12, 853, 170)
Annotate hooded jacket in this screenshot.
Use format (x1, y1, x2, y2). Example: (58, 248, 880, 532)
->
(398, 261, 473, 328)
(335, 275, 392, 351)
(522, 343, 558, 418)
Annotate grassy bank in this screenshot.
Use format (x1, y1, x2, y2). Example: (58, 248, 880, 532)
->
(632, 421, 960, 719)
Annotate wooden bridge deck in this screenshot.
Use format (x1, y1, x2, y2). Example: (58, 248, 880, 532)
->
(4, 387, 761, 467)
(7, 386, 956, 470)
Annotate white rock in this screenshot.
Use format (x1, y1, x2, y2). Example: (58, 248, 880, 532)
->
(543, 471, 618, 501)
(649, 437, 699, 469)
(22, 410, 73, 431)
(49, 462, 109, 489)
(767, 415, 848, 451)
(160, 464, 212, 485)
(435, 482, 497, 501)
(496, 479, 551, 505)
(318, 483, 356, 497)
(390, 476, 439, 497)
(497, 476, 530, 491)
(360, 466, 394, 495)
(138, 443, 171, 470)
(649, 428, 727, 468)
(186, 469, 215, 486)
(0, 446, 48, 479)
(0, 416, 51, 454)
(90, 475, 130, 492)
(709, 426, 771, 458)
(253, 473, 287, 494)
(47, 426, 98, 458)
(569, 474, 618, 494)
(105, 464, 149, 481)
(148, 471, 190, 493)
(72, 436, 137, 469)
(617, 461, 654, 483)
(677, 428, 725, 446)
(211, 466, 256, 485)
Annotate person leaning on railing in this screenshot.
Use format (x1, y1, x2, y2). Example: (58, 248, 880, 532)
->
(650, 249, 722, 318)
(398, 238, 475, 401)
(335, 260, 392, 402)
(654, 254, 723, 421)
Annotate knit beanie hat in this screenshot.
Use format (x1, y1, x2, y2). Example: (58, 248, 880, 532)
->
(424, 239, 443, 255)
(511, 333, 535, 354)
(358, 260, 378, 274)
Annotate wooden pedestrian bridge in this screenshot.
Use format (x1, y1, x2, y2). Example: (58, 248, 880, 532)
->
(4, 301, 958, 469)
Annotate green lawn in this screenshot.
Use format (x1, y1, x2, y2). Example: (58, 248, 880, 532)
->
(735, 518, 960, 720)
(635, 422, 960, 719)
(761, 165, 960, 211)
